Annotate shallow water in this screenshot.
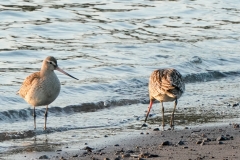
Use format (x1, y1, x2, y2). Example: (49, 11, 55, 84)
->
(0, 0, 240, 155)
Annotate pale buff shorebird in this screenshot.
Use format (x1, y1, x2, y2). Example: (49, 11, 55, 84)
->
(144, 68, 185, 130)
(18, 56, 78, 130)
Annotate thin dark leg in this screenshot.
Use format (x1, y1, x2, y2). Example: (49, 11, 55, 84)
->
(33, 106, 36, 129)
(170, 99, 178, 130)
(161, 102, 165, 129)
(44, 105, 48, 130)
(144, 100, 153, 122)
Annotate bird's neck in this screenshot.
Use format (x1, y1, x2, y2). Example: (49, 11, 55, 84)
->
(40, 68, 54, 77)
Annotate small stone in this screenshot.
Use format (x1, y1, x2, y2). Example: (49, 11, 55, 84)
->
(72, 154, 78, 157)
(139, 153, 150, 158)
(104, 135, 108, 137)
(232, 103, 239, 107)
(39, 155, 49, 159)
(177, 141, 184, 145)
(125, 150, 134, 153)
(122, 153, 130, 158)
(153, 128, 160, 131)
(114, 144, 119, 146)
(161, 141, 170, 146)
(184, 127, 189, 129)
(83, 146, 93, 152)
(233, 124, 239, 128)
(140, 132, 144, 135)
(218, 141, 223, 144)
(104, 158, 110, 160)
(183, 146, 188, 149)
(196, 140, 202, 144)
(150, 154, 159, 157)
(56, 149, 62, 152)
(141, 123, 148, 127)
(192, 129, 201, 132)
(217, 135, 225, 141)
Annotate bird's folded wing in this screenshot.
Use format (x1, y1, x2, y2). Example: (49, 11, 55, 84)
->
(18, 72, 40, 98)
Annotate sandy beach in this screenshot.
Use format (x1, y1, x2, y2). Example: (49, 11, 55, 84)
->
(3, 123, 239, 160)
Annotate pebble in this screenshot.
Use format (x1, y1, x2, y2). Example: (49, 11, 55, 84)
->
(196, 140, 202, 144)
(232, 103, 239, 107)
(139, 152, 158, 158)
(104, 158, 110, 160)
(122, 153, 130, 158)
(39, 155, 49, 159)
(83, 146, 93, 152)
(217, 135, 225, 141)
(183, 146, 188, 149)
(153, 128, 160, 131)
(177, 140, 184, 145)
(114, 157, 121, 160)
(125, 150, 134, 153)
(192, 129, 201, 132)
(72, 154, 78, 157)
(218, 141, 223, 144)
(141, 123, 148, 127)
(233, 124, 239, 128)
(161, 141, 170, 146)
(139, 153, 150, 158)
(114, 144, 119, 146)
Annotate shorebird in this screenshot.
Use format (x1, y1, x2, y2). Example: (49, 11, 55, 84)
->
(144, 68, 185, 130)
(18, 56, 78, 130)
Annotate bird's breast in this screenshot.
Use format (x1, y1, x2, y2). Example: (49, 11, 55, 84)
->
(26, 73, 61, 106)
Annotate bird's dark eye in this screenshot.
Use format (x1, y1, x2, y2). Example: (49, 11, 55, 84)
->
(49, 61, 52, 64)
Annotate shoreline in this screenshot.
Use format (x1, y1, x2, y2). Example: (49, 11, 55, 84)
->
(3, 123, 240, 160)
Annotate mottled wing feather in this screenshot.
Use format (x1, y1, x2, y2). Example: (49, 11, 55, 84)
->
(149, 68, 185, 99)
(18, 72, 40, 98)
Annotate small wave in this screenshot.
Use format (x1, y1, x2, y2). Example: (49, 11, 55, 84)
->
(184, 70, 240, 83)
(0, 69, 239, 124)
(0, 98, 148, 123)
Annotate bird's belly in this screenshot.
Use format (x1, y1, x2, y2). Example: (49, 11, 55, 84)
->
(154, 94, 177, 102)
(25, 78, 61, 106)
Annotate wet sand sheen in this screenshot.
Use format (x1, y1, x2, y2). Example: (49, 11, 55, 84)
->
(3, 124, 240, 160)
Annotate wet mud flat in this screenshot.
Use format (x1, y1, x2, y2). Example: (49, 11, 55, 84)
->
(3, 123, 240, 160)
(77, 124, 240, 160)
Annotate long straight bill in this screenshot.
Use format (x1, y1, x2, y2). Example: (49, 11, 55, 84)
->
(56, 67, 79, 80)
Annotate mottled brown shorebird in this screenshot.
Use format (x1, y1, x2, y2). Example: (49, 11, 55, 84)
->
(144, 68, 185, 129)
(18, 56, 78, 130)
